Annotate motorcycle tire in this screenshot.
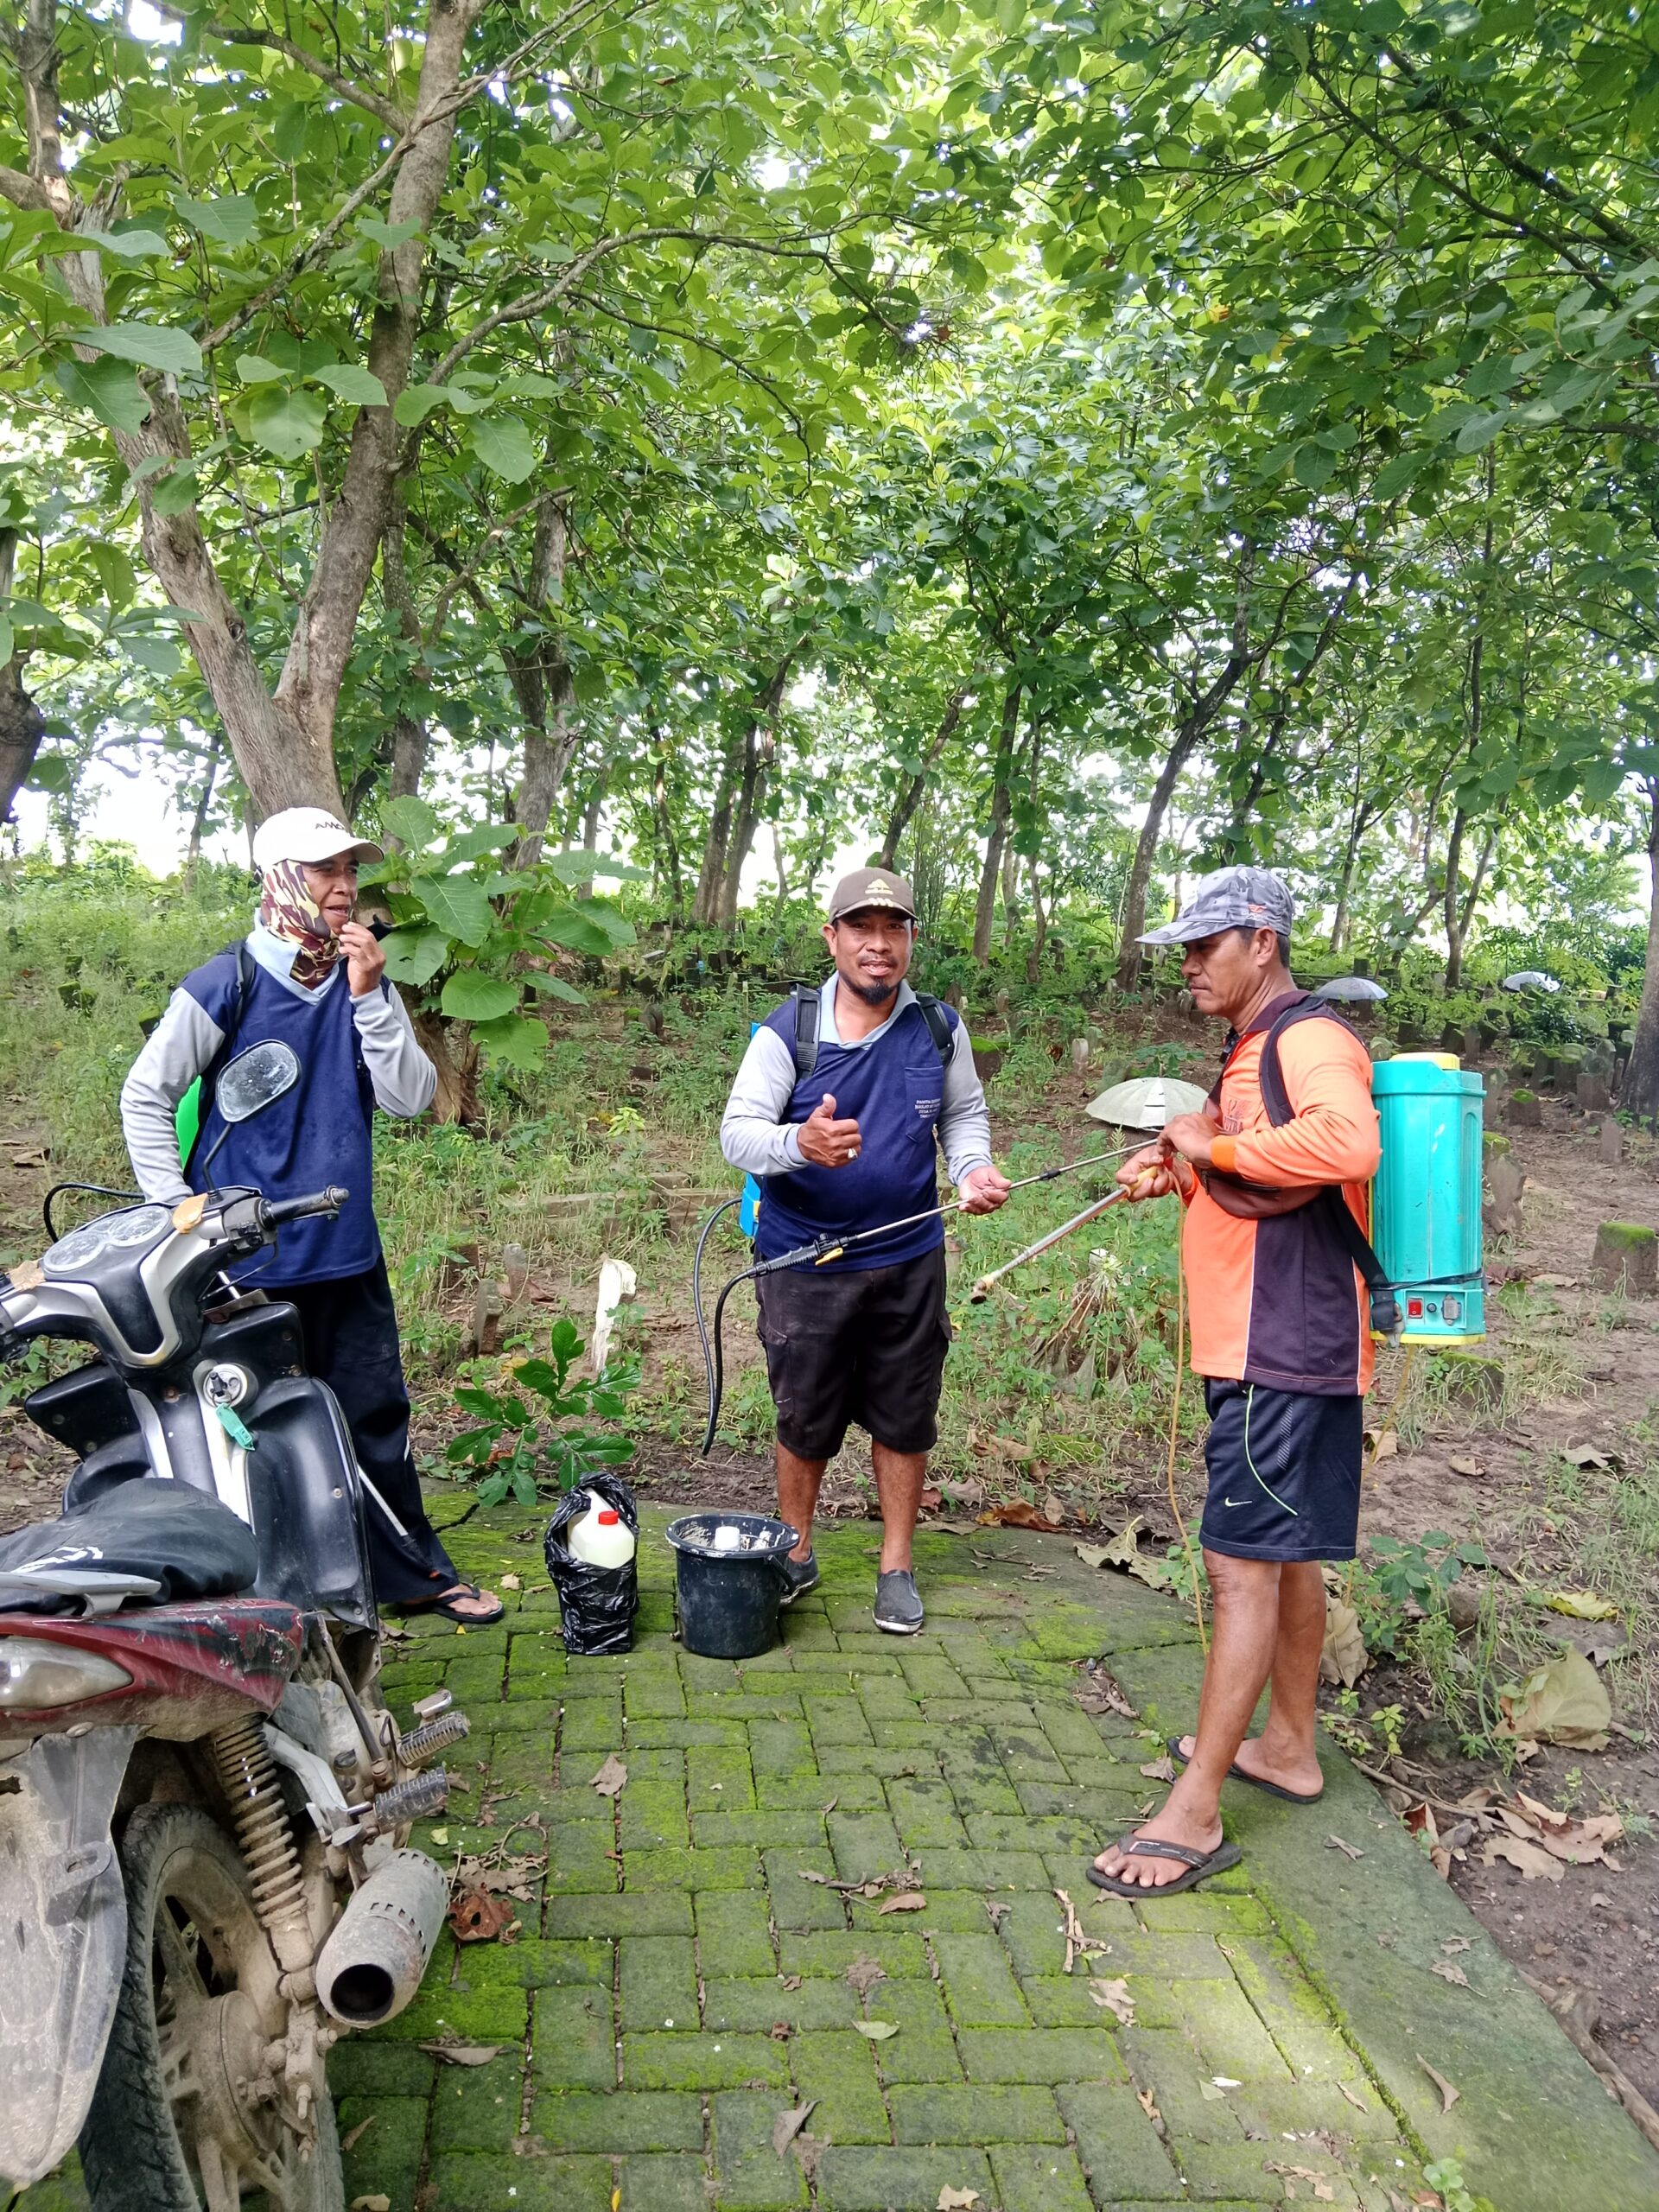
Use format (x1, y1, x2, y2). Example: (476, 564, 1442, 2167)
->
(79, 1802, 344, 2212)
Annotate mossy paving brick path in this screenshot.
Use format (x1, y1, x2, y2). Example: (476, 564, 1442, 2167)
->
(22, 1508, 1659, 2212)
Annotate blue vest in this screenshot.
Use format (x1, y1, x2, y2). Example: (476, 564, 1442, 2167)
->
(182, 952, 381, 1286)
(753, 995, 956, 1272)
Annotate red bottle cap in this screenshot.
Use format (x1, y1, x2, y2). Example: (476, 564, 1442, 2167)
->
(597, 1510, 620, 1525)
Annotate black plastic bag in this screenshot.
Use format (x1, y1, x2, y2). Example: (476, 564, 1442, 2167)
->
(543, 1473, 639, 1656)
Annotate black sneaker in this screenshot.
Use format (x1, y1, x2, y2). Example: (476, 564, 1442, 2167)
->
(873, 1569, 925, 1635)
(778, 1549, 820, 1605)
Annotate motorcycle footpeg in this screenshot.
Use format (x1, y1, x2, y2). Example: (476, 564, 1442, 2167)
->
(397, 1710, 470, 1768)
(367, 1766, 449, 1829)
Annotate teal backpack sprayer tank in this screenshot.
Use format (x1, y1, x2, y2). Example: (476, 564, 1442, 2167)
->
(1370, 1053, 1485, 1344)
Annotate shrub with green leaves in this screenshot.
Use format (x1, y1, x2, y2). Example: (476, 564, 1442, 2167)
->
(364, 794, 645, 1070)
(447, 1316, 639, 1508)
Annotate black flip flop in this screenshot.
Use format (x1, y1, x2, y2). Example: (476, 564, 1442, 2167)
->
(414, 1581, 505, 1626)
(1087, 1834, 1243, 1898)
(1166, 1735, 1322, 1808)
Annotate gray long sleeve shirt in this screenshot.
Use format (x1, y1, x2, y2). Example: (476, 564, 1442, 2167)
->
(720, 976, 995, 1186)
(120, 925, 436, 1203)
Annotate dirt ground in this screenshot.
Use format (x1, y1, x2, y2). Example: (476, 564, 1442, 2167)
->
(3, 1052, 1658, 2120)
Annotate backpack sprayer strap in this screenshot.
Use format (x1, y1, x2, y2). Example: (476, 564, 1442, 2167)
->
(1206, 995, 1402, 1340)
(788, 983, 952, 1080)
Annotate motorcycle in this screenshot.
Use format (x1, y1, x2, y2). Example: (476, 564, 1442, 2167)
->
(0, 1040, 469, 2208)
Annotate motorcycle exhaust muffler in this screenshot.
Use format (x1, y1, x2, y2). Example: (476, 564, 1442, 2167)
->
(315, 1847, 450, 2027)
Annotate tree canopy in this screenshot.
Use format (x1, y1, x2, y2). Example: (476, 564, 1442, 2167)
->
(5, 0, 1659, 1097)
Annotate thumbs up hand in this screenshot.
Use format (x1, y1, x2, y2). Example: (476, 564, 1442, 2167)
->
(797, 1092, 864, 1169)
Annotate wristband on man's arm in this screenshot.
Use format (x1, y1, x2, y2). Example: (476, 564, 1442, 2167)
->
(1207, 1134, 1237, 1173)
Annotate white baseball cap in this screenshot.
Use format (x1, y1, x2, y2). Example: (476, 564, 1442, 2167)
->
(251, 806, 384, 874)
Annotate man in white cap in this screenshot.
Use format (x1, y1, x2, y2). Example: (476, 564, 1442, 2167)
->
(119, 806, 500, 1623)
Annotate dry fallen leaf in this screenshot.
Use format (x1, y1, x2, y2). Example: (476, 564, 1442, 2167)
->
(350, 2197, 391, 2212)
(1325, 1834, 1364, 1861)
(590, 1752, 628, 1797)
(1498, 1649, 1611, 1750)
(772, 2101, 817, 2157)
(977, 1497, 1060, 1530)
(1140, 1756, 1178, 1783)
(1364, 1426, 1398, 1461)
(340, 2116, 376, 2152)
(418, 2043, 503, 2066)
(499, 1572, 522, 1591)
(1418, 2056, 1459, 2113)
(1136, 2088, 1160, 2125)
(1319, 1600, 1370, 1688)
(1544, 1588, 1619, 1621)
(1441, 1936, 1472, 1955)
(880, 1891, 927, 1914)
(1483, 1833, 1567, 1881)
(854, 2020, 899, 2040)
(1447, 1456, 1481, 1477)
(447, 1887, 517, 1944)
(1430, 1960, 1470, 1987)
(938, 2190, 981, 2210)
(1338, 2082, 1368, 2113)
(845, 1955, 887, 1997)
(1089, 1975, 1135, 2025)
(1267, 2164, 1336, 2200)
(1563, 1443, 1614, 1470)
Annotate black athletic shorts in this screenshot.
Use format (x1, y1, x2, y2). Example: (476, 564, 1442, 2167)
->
(1198, 1377, 1364, 1563)
(754, 1245, 950, 1459)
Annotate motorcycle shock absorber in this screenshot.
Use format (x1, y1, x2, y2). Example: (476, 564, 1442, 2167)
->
(213, 1715, 315, 1980)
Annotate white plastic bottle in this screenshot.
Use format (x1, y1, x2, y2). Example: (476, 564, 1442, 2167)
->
(566, 1493, 637, 1568)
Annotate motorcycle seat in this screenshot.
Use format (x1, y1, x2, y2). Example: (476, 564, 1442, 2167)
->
(0, 1481, 259, 1617)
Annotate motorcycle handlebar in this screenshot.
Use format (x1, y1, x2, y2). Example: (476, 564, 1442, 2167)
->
(257, 1186, 349, 1229)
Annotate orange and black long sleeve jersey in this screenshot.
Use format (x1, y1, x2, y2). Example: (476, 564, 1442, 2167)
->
(1182, 995, 1382, 1397)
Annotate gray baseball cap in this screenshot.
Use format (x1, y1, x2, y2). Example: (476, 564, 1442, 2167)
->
(1137, 865, 1294, 946)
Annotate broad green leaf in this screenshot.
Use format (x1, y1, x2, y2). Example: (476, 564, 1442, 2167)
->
(315, 364, 390, 408)
(524, 972, 586, 1006)
(379, 925, 451, 986)
(81, 227, 168, 259)
(149, 467, 198, 517)
(234, 354, 287, 385)
(78, 321, 204, 377)
(26, 751, 73, 792)
(435, 823, 518, 868)
(472, 1013, 550, 1069)
(359, 216, 423, 249)
(440, 971, 522, 1022)
(173, 193, 259, 248)
(54, 353, 149, 432)
(247, 384, 327, 460)
(393, 383, 453, 427)
(380, 794, 442, 849)
(541, 849, 649, 885)
(1454, 407, 1510, 454)
(411, 872, 493, 946)
(470, 414, 537, 483)
(539, 906, 620, 957)
(91, 545, 137, 609)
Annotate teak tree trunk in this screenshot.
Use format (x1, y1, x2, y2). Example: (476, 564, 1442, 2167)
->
(0, 0, 485, 824)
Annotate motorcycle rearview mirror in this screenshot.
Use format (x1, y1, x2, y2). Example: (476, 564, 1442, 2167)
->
(199, 1040, 302, 1174)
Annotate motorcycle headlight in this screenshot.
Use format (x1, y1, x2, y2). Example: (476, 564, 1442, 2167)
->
(0, 1637, 133, 1709)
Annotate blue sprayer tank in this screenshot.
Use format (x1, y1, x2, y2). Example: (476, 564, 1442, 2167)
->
(1370, 1054, 1485, 1343)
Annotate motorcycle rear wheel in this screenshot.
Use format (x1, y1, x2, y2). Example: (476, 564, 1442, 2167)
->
(79, 1802, 343, 2212)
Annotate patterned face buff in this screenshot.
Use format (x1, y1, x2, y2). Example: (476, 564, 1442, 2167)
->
(258, 856, 341, 988)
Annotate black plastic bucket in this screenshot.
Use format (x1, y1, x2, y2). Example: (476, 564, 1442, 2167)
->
(665, 1511, 800, 1660)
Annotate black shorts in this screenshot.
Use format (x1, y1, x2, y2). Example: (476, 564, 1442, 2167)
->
(1198, 1378, 1363, 1563)
(754, 1245, 950, 1459)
